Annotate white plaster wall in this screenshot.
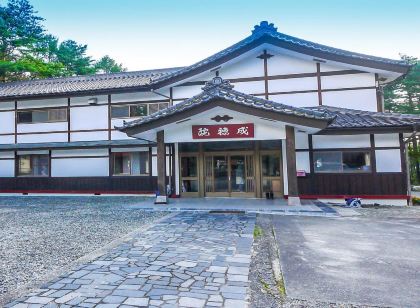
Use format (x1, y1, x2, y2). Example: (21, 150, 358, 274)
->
(18, 98, 67, 109)
(111, 147, 149, 153)
(17, 150, 49, 155)
(0, 111, 15, 133)
(111, 130, 134, 140)
(282, 141, 288, 195)
(111, 91, 165, 103)
(0, 101, 14, 110)
(321, 73, 375, 89)
(269, 77, 317, 92)
(319, 62, 346, 72)
(18, 133, 67, 143)
(70, 95, 107, 106)
(0, 152, 14, 159)
(152, 156, 157, 176)
(51, 157, 109, 177)
(71, 131, 108, 142)
(52, 149, 108, 157)
(296, 151, 310, 173)
(0, 160, 14, 177)
(0, 135, 15, 144)
(71, 105, 108, 130)
(268, 53, 316, 75)
(374, 134, 400, 147)
(313, 134, 370, 149)
(295, 132, 309, 149)
(17, 122, 67, 133)
(375, 149, 401, 172)
(269, 92, 319, 107)
(231, 81, 265, 94)
(218, 53, 263, 79)
(322, 89, 377, 111)
(172, 85, 203, 100)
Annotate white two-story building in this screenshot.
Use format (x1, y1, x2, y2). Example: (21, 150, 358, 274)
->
(0, 21, 418, 205)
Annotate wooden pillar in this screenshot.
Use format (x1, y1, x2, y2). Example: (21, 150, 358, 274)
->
(157, 130, 166, 195)
(286, 125, 300, 205)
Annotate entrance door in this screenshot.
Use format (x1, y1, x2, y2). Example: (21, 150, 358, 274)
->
(204, 153, 255, 197)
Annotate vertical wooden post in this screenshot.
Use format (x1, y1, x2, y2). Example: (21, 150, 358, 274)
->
(157, 130, 166, 195)
(254, 141, 261, 198)
(286, 125, 300, 205)
(316, 62, 323, 106)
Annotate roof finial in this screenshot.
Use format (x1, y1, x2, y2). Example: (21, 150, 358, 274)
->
(252, 21, 277, 36)
(202, 77, 234, 93)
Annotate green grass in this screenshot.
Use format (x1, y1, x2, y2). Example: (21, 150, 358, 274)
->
(253, 225, 263, 238)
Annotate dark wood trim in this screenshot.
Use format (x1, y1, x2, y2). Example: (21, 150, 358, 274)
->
(156, 130, 166, 195)
(169, 87, 173, 106)
(286, 125, 298, 196)
(108, 94, 112, 140)
(171, 144, 176, 195)
(0, 157, 14, 160)
(14, 101, 17, 144)
(124, 99, 330, 136)
(51, 155, 109, 159)
(108, 148, 112, 177)
(316, 62, 322, 105)
(370, 134, 377, 174)
(308, 135, 314, 174)
(48, 150, 52, 177)
(400, 133, 407, 175)
(148, 146, 153, 178)
(14, 150, 17, 177)
(375, 73, 384, 112)
(257, 50, 272, 100)
(296, 146, 401, 152)
(67, 98, 71, 142)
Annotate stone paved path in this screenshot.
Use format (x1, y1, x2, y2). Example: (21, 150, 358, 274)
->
(7, 212, 255, 308)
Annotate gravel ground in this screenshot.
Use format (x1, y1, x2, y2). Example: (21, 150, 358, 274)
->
(355, 205, 420, 219)
(0, 196, 168, 305)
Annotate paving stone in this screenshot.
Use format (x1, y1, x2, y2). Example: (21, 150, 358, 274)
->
(25, 297, 53, 304)
(123, 297, 149, 306)
(8, 212, 255, 308)
(179, 297, 206, 307)
(224, 299, 247, 308)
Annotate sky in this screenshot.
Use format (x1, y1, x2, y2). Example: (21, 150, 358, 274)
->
(18, 0, 420, 71)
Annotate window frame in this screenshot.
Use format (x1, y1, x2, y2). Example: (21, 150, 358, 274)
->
(17, 108, 67, 124)
(110, 102, 169, 119)
(17, 154, 50, 177)
(112, 151, 150, 176)
(313, 150, 372, 174)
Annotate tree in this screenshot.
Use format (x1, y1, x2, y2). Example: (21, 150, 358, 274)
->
(95, 55, 125, 74)
(0, 0, 126, 81)
(384, 55, 420, 114)
(56, 40, 95, 76)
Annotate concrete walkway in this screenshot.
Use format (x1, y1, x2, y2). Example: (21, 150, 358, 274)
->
(129, 198, 337, 217)
(7, 212, 256, 308)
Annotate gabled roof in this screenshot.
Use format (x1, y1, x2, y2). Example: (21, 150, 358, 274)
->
(0, 21, 410, 101)
(118, 77, 334, 133)
(305, 106, 420, 132)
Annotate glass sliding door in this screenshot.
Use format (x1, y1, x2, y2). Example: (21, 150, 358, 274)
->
(204, 152, 255, 197)
(261, 151, 283, 197)
(180, 154, 199, 197)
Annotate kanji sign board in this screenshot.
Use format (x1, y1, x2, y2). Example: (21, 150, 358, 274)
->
(192, 123, 255, 139)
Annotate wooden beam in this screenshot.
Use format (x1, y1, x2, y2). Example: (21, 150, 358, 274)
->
(156, 130, 166, 195)
(285, 125, 299, 200)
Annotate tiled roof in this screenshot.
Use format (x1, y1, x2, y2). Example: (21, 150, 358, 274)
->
(154, 21, 410, 86)
(0, 139, 150, 151)
(0, 67, 183, 99)
(0, 21, 410, 100)
(118, 77, 333, 130)
(305, 106, 420, 130)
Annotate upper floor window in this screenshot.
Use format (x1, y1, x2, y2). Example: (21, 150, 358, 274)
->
(17, 108, 67, 124)
(112, 151, 149, 175)
(17, 154, 49, 177)
(314, 151, 371, 173)
(111, 102, 169, 119)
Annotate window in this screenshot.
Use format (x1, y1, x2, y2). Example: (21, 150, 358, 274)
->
(314, 151, 371, 173)
(17, 154, 49, 176)
(17, 108, 67, 124)
(111, 102, 169, 119)
(261, 154, 281, 177)
(113, 152, 149, 175)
